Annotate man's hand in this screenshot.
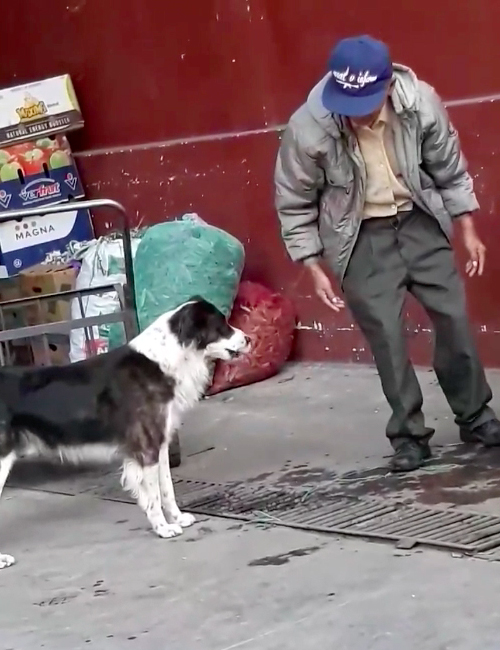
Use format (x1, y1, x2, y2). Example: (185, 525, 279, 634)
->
(307, 262, 345, 311)
(459, 214, 486, 277)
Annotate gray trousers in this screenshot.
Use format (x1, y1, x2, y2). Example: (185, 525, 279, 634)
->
(342, 207, 495, 443)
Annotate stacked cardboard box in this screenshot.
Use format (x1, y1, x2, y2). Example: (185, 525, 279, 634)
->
(0, 75, 94, 277)
(0, 262, 79, 365)
(0, 75, 95, 365)
(19, 262, 77, 324)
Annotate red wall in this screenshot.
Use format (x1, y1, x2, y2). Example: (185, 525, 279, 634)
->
(1, 0, 500, 364)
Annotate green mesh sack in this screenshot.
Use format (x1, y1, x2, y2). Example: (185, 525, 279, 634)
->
(134, 214, 245, 330)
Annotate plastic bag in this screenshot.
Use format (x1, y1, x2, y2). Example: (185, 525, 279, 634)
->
(134, 214, 244, 330)
(69, 236, 141, 362)
(207, 281, 296, 395)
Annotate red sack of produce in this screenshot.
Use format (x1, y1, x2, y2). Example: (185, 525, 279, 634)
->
(208, 281, 296, 395)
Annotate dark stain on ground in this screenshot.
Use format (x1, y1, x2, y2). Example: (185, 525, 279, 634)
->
(271, 444, 500, 507)
(92, 580, 109, 597)
(340, 445, 500, 506)
(248, 545, 322, 567)
(276, 466, 338, 487)
(34, 593, 79, 607)
(184, 525, 214, 542)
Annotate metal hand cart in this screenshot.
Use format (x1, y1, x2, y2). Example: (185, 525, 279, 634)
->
(0, 199, 139, 367)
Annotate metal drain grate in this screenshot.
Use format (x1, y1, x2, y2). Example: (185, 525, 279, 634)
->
(93, 476, 227, 510)
(13, 465, 500, 555)
(179, 482, 500, 555)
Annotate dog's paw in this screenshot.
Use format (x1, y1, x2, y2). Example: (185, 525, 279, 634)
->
(0, 553, 15, 569)
(174, 512, 196, 528)
(153, 522, 183, 539)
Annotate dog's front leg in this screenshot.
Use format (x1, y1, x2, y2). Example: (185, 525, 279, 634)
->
(0, 451, 16, 569)
(159, 407, 195, 528)
(159, 443, 195, 528)
(121, 459, 182, 539)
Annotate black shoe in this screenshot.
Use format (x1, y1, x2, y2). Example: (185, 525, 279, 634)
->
(169, 430, 182, 468)
(460, 418, 500, 447)
(390, 439, 432, 473)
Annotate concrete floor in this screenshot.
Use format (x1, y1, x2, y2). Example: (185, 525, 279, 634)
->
(4, 363, 500, 649)
(181, 362, 482, 480)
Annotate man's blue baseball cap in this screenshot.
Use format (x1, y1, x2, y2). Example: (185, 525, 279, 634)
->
(321, 35, 393, 117)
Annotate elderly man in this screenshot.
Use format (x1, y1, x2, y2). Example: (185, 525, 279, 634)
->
(275, 34, 500, 472)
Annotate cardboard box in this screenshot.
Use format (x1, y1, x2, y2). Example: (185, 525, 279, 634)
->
(0, 208, 93, 277)
(0, 75, 83, 147)
(0, 266, 74, 367)
(0, 275, 24, 329)
(0, 134, 84, 212)
(19, 262, 77, 325)
(30, 334, 70, 366)
(0, 275, 21, 302)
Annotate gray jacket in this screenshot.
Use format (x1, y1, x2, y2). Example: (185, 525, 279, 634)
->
(274, 64, 479, 281)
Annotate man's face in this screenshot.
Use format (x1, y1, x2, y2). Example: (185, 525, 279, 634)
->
(347, 84, 392, 128)
(349, 102, 385, 128)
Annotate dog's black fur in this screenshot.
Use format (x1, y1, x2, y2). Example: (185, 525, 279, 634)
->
(0, 347, 175, 465)
(0, 297, 240, 465)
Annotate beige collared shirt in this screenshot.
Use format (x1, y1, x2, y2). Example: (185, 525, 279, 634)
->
(352, 101, 413, 218)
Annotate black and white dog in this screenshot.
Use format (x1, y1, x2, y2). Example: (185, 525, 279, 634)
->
(0, 297, 250, 569)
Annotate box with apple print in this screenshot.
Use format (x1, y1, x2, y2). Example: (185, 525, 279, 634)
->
(0, 135, 84, 212)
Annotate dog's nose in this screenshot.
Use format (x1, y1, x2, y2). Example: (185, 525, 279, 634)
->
(244, 335, 251, 346)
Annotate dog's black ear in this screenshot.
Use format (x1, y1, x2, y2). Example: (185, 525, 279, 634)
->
(169, 303, 197, 347)
(169, 299, 229, 350)
(169, 300, 212, 349)
(187, 295, 205, 304)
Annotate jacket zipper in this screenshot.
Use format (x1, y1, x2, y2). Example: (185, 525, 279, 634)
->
(340, 133, 366, 286)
